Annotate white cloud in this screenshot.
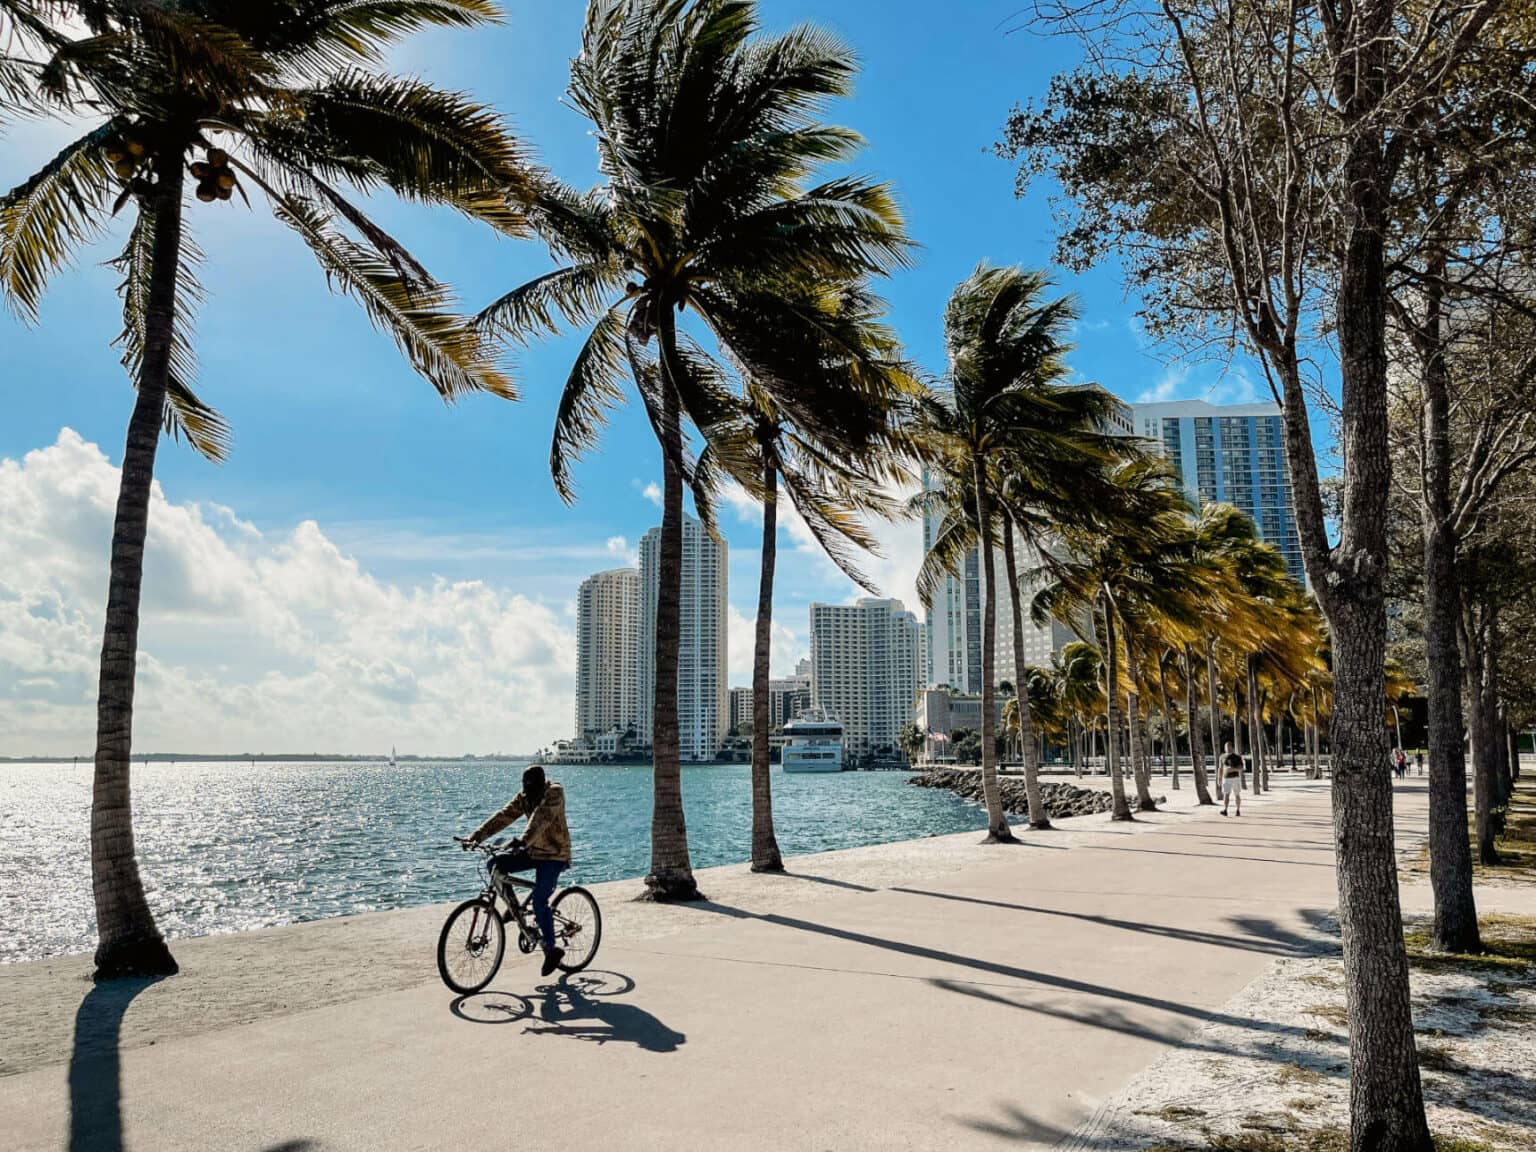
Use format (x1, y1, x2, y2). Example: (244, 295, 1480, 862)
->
(640, 481, 662, 506)
(0, 430, 575, 756)
(726, 603, 805, 684)
(605, 535, 627, 555)
(1137, 363, 1264, 406)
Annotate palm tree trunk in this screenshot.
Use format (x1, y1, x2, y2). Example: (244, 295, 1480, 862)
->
(1124, 641, 1156, 811)
(750, 458, 784, 872)
(642, 307, 702, 901)
(1158, 655, 1180, 790)
(972, 461, 1013, 842)
(1002, 514, 1050, 829)
(1247, 656, 1263, 796)
(91, 155, 186, 981)
(1204, 637, 1222, 773)
(1101, 597, 1132, 821)
(1184, 646, 1214, 804)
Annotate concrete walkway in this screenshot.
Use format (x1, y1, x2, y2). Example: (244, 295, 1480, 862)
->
(2, 777, 1429, 1151)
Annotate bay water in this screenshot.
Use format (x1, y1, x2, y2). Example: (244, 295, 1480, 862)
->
(0, 759, 984, 963)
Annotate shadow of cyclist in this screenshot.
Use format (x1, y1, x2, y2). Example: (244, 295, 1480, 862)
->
(524, 974, 685, 1053)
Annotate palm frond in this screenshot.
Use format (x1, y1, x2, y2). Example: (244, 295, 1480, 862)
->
(550, 302, 629, 502)
(110, 207, 231, 461)
(259, 71, 531, 234)
(0, 123, 113, 320)
(274, 194, 514, 401)
(475, 261, 626, 344)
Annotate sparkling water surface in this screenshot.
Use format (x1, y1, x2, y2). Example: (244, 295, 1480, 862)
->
(0, 760, 983, 963)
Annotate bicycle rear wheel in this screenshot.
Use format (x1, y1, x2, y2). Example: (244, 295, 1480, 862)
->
(437, 898, 505, 994)
(551, 886, 602, 973)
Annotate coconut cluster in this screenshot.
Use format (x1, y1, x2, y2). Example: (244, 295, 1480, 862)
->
(101, 128, 148, 185)
(190, 148, 236, 203)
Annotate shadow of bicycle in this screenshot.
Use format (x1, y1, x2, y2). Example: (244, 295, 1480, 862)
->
(448, 969, 685, 1053)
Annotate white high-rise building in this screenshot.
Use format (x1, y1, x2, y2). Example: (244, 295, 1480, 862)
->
(809, 598, 924, 759)
(638, 515, 728, 761)
(1133, 399, 1305, 584)
(574, 567, 641, 742)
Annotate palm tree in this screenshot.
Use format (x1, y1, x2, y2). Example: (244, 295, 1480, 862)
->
(1035, 456, 1202, 820)
(898, 723, 926, 766)
(476, 0, 910, 899)
(1, 0, 523, 978)
(704, 296, 913, 872)
(912, 264, 1082, 841)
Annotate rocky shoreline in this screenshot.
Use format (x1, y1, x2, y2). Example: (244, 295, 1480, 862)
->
(909, 767, 1154, 819)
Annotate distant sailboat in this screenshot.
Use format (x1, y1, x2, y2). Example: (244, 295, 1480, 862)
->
(389, 745, 397, 768)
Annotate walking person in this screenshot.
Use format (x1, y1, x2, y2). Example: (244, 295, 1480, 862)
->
(1393, 747, 1408, 778)
(1219, 741, 1243, 816)
(1416, 750, 1425, 776)
(463, 764, 571, 976)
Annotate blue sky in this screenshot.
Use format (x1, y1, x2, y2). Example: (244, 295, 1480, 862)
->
(0, 2, 1269, 755)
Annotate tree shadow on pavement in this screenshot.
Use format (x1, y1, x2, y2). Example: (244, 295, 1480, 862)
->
(890, 887, 1335, 957)
(775, 872, 879, 893)
(694, 902, 1321, 1043)
(68, 976, 165, 1152)
(520, 971, 685, 1053)
(959, 1101, 1076, 1145)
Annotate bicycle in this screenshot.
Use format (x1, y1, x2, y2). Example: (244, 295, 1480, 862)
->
(437, 837, 603, 995)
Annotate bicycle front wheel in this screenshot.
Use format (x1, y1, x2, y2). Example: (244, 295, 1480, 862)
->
(551, 886, 602, 973)
(437, 898, 505, 994)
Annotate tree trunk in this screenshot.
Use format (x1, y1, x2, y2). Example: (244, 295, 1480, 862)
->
(1101, 599, 1133, 821)
(1204, 637, 1222, 774)
(1247, 656, 1263, 796)
(972, 460, 1013, 841)
(1324, 72, 1434, 1142)
(749, 458, 784, 873)
(1421, 378, 1479, 945)
(92, 155, 187, 980)
(1184, 646, 1214, 804)
(1461, 602, 1499, 866)
(1158, 656, 1180, 790)
(1125, 641, 1156, 811)
(1002, 514, 1050, 829)
(642, 308, 702, 901)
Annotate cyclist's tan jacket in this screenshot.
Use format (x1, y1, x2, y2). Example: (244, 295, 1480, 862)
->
(471, 783, 571, 862)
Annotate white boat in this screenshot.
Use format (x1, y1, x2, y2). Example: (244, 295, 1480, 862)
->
(781, 710, 844, 773)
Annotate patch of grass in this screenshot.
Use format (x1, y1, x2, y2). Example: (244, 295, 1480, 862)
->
(1304, 1003, 1349, 1028)
(1274, 1062, 1326, 1086)
(1405, 913, 1536, 974)
(1433, 1137, 1501, 1152)
(1135, 1104, 1209, 1122)
(1296, 973, 1341, 990)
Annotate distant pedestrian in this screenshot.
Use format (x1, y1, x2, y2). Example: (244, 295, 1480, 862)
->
(1416, 750, 1425, 776)
(1393, 748, 1407, 778)
(1219, 742, 1243, 816)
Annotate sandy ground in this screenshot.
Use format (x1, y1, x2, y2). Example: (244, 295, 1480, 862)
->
(0, 770, 1200, 1078)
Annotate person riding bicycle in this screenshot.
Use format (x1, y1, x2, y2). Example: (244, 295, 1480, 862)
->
(463, 764, 570, 976)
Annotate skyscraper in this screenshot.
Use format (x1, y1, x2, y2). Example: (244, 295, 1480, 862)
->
(1133, 399, 1305, 583)
(574, 567, 640, 742)
(809, 598, 924, 758)
(638, 515, 729, 761)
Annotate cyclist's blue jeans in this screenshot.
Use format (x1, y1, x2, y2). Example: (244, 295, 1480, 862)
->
(494, 854, 568, 951)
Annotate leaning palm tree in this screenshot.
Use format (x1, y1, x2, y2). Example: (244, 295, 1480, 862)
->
(1, 0, 524, 978)
(912, 264, 1082, 841)
(700, 291, 914, 872)
(476, 0, 911, 899)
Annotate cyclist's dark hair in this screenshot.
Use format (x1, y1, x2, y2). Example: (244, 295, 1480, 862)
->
(523, 763, 547, 803)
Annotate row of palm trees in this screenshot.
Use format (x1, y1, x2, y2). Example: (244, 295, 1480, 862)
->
(903, 261, 1343, 835)
(0, 0, 1339, 980)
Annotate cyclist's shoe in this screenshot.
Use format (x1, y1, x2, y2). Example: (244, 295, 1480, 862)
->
(541, 947, 565, 977)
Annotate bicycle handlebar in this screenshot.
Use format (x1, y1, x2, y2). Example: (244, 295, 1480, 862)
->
(453, 835, 517, 854)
